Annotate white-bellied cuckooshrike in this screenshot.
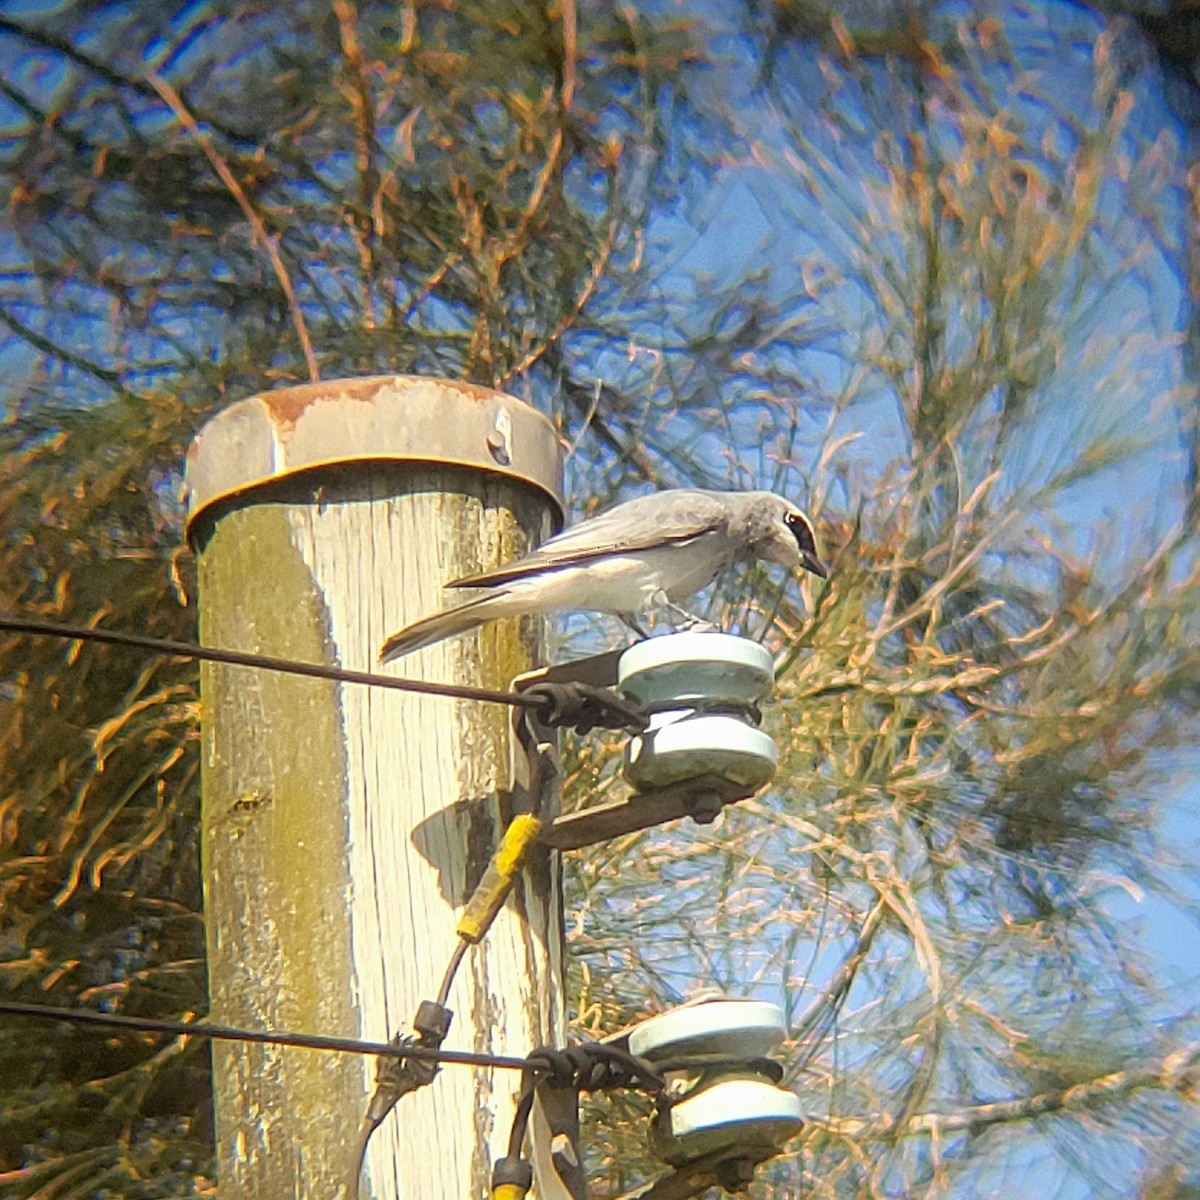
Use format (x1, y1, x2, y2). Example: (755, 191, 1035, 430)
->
(378, 489, 827, 662)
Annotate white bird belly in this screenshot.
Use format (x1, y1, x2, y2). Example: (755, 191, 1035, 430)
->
(496, 556, 658, 615)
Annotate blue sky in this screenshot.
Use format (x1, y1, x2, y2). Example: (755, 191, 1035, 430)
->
(1, 2, 1197, 1194)
(560, 4, 1200, 1194)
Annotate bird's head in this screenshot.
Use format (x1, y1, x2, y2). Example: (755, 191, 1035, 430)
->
(742, 493, 828, 579)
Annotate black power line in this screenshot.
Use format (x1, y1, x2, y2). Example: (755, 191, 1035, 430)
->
(0, 613, 539, 709)
(0, 613, 649, 733)
(0, 1000, 532, 1071)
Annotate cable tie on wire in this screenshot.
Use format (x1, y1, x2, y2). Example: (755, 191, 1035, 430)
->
(520, 681, 648, 735)
(366, 1000, 454, 1125)
(366, 1031, 439, 1123)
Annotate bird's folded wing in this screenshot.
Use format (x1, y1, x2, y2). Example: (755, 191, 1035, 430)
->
(448, 491, 730, 588)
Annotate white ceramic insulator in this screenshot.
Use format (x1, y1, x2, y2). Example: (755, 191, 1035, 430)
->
(654, 1078, 804, 1164)
(628, 998, 787, 1060)
(624, 714, 777, 792)
(617, 632, 774, 708)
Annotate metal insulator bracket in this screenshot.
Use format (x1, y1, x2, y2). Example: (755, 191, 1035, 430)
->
(515, 633, 780, 849)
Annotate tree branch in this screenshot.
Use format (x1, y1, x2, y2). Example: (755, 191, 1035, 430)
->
(145, 70, 319, 383)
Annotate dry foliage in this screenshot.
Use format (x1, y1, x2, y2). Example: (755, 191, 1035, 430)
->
(0, 4, 1197, 1199)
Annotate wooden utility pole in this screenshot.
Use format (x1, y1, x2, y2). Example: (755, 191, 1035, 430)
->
(185, 376, 564, 1200)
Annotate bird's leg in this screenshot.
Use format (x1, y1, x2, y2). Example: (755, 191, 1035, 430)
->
(618, 613, 652, 640)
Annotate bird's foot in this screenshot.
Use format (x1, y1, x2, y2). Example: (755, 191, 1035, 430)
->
(644, 591, 719, 634)
(676, 615, 720, 634)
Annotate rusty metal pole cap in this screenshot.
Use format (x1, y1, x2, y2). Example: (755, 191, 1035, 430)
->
(183, 375, 564, 543)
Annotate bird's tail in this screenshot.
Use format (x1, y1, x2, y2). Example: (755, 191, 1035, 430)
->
(379, 589, 511, 663)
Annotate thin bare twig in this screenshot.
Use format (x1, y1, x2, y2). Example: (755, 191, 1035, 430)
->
(332, 0, 380, 323)
(808, 1040, 1200, 1142)
(499, 211, 617, 386)
(145, 70, 320, 382)
(560, 0, 577, 112)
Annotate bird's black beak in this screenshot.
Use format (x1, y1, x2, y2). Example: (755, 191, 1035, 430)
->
(800, 551, 828, 580)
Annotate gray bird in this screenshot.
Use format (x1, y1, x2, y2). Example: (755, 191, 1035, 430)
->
(379, 489, 827, 662)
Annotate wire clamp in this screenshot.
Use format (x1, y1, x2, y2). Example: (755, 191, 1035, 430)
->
(519, 680, 648, 734)
(526, 1042, 665, 1094)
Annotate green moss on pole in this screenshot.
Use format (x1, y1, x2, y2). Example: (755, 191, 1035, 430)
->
(187, 377, 564, 1200)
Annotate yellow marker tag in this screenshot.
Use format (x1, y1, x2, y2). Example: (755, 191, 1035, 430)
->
(493, 1183, 530, 1200)
(456, 815, 544, 943)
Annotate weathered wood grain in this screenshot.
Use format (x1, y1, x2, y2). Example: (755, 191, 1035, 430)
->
(198, 463, 560, 1200)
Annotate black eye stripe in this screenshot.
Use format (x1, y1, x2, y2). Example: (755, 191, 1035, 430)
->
(785, 512, 816, 555)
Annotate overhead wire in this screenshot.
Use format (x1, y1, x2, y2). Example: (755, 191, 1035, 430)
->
(0, 996, 785, 1200)
(0, 999, 740, 1081)
(0, 999, 531, 1070)
(0, 611, 652, 1196)
(0, 613, 649, 733)
(0, 998, 784, 1100)
(0, 613, 540, 709)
